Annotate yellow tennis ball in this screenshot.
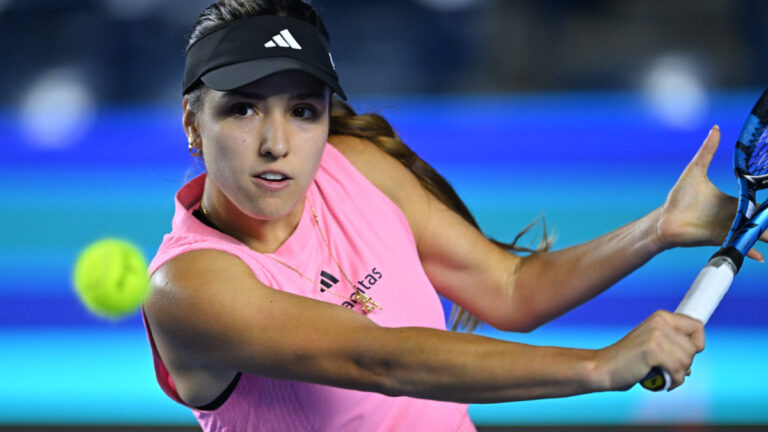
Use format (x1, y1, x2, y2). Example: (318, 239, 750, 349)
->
(73, 238, 150, 319)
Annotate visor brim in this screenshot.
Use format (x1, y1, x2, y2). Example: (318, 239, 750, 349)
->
(201, 58, 347, 100)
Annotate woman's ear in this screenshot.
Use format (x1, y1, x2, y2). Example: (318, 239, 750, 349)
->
(182, 97, 200, 143)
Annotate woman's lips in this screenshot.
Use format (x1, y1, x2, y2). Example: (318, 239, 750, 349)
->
(252, 171, 292, 192)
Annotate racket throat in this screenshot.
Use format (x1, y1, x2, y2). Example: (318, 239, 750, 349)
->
(709, 247, 743, 274)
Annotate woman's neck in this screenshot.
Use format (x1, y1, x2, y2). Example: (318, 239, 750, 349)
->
(199, 186, 305, 254)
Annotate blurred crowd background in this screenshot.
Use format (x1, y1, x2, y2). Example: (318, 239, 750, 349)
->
(3, 0, 768, 107)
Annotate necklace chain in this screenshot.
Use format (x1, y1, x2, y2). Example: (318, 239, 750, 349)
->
(199, 199, 381, 314)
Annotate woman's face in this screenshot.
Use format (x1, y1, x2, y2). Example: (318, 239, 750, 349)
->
(190, 70, 331, 221)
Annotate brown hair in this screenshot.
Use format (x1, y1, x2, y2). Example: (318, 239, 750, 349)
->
(184, 0, 552, 332)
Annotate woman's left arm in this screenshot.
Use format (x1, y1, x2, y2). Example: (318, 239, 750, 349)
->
(514, 126, 768, 331)
(330, 127, 765, 332)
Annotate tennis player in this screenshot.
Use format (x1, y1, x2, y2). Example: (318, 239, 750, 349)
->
(141, 1, 765, 430)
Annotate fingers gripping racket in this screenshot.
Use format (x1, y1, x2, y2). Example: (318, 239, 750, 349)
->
(641, 88, 768, 392)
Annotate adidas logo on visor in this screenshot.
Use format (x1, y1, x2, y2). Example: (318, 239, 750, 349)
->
(264, 29, 302, 50)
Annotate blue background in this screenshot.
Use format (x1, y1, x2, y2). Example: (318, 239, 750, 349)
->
(2, 90, 767, 426)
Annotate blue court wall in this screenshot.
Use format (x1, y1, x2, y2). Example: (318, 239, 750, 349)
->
(1, 90, 766, 425)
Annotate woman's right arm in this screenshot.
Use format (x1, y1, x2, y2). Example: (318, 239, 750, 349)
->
(143, 248, 704, 404)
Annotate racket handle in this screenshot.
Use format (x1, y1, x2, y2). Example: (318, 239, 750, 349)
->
(640, 256, 736, 392)
(641, 366, 672, 391)
(675, 255, 736, 323)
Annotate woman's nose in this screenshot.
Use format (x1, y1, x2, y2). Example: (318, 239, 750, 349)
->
(259, 117, 290, 159)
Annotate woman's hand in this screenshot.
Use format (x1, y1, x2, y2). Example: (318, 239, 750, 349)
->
(595, 310, 705, 391)
(655, 126, 765, 261)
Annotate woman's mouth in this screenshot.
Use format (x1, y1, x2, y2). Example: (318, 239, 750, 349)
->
(256, 172, 289, 181)
(252, 171, 292, 191)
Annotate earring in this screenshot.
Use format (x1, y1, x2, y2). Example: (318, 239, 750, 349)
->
(188, 141, 202, 157)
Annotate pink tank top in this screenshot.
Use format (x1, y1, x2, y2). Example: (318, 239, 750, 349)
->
(143, 144, 475, 431)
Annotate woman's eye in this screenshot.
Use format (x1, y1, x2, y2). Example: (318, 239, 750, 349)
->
(293, 106, 315, 119)
(231, 103, 254, 117)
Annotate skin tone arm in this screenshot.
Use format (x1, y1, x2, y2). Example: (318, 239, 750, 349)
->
(332, 126, 765, 333)
(145, 247, 703, 406)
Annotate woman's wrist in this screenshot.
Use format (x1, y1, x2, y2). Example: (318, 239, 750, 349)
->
(649, 205, 673, 254)
(584, 348, 613, 393)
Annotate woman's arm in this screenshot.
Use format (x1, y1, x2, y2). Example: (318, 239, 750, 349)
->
(502, 126, 765, 330)
(330, 127, 763, 332)
(510, 209, 663, 331)
(144, 249, 704, 405)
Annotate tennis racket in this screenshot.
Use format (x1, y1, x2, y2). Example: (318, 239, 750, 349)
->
(640, 87, 768, 392)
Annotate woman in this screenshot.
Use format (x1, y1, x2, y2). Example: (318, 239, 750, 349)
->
(142, 1, 764, 430)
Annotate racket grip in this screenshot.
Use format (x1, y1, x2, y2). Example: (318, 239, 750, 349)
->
(640, 256, 736, 392)
(674, 255, 736, 324)
(641, 366, 672, 391)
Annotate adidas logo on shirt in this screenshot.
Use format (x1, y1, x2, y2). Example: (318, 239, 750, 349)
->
(264, 29, 302, 50)
(319, 270, 339, 292)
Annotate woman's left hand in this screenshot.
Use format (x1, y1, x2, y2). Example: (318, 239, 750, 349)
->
(655, 125, 765, 262)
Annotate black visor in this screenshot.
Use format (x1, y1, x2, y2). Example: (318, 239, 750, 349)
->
(183, 15, 346, 99)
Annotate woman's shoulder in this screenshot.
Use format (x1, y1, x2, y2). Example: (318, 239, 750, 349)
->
(328, 135, 423, 211)
(327, 134, 382, 172)
(146, 249, 254, 330)
(144, 249, 253, 407)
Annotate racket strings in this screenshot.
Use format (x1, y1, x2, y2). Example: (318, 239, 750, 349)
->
(747, 127, 768, 176)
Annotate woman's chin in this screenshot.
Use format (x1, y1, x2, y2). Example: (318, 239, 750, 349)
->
(246, 198, 304, 222)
